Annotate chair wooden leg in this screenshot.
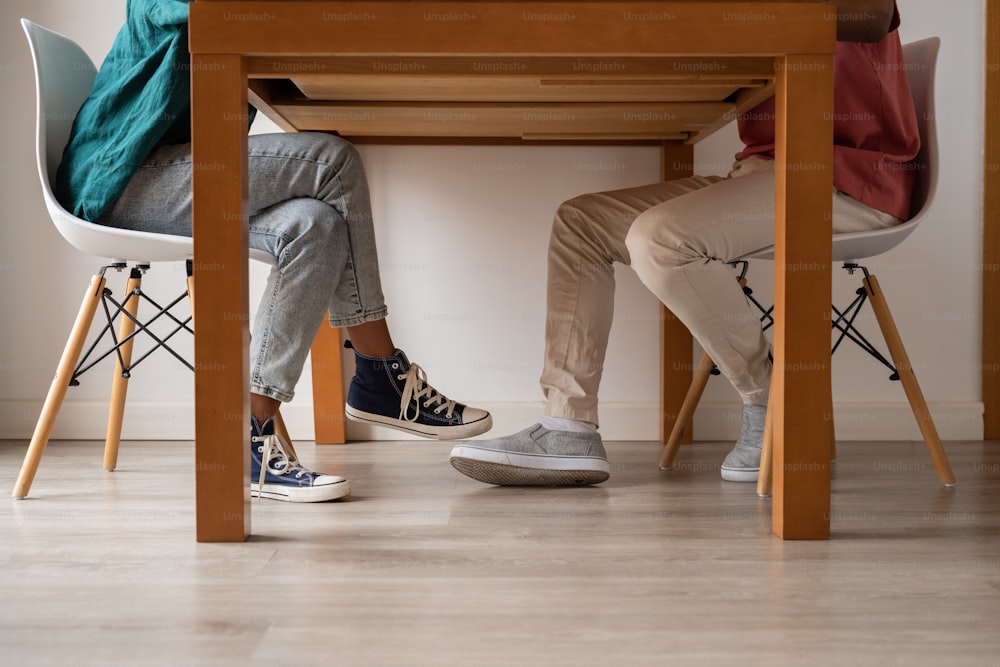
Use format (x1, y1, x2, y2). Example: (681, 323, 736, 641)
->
(863, 273, 956, 486)
(310, 318, 346, 444)
(830, 416, 837, 462)
(186, 261, 195, 318)
(756, 397, 775, 497)
(13, 275, 106, 498)
(104, 269, 142, 472)
(660, 351, 715, 469)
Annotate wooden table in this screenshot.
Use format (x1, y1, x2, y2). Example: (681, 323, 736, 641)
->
(188, 0, 836, 541)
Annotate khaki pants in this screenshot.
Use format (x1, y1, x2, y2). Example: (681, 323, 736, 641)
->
(541, 157, 899, 426)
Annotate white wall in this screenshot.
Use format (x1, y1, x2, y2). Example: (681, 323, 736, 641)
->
(0, 0, 984, 442)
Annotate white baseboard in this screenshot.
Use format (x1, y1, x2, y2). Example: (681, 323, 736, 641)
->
(0, 399, 984, 442)
(687, 401, 984, 442)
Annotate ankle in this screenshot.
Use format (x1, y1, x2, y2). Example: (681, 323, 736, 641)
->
(345, 339, 400, 362)
(541, 416, 597, 434)
(251, 394, 280, 425)
(345, 320, 395, 357)
(734, 403, 767, 450)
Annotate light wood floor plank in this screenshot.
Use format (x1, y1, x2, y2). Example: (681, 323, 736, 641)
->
(2, 439, 998, 666)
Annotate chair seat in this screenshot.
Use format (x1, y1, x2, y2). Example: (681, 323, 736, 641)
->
(47, 201, 193, 263)
(48, 197, 276, 266)
(743, 217, 921, 264)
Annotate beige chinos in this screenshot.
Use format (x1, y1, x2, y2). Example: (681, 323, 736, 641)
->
(542, 157, 898, 426)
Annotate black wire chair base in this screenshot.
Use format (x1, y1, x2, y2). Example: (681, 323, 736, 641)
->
(70, 262, 194, 386)
(719, 260, 899, 380)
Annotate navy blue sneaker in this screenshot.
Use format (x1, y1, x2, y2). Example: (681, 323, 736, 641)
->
(250, 416, 351, 502)
(344, 344, 492, 440)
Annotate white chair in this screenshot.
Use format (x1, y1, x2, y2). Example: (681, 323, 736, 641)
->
(659, 37, 956, 495)
(13, 19, 345, 499)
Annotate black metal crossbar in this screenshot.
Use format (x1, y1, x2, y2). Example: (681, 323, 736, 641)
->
(70, 264, 194, 386)
(722, 260, 900, 380)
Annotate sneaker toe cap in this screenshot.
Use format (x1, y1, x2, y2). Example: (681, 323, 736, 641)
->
(314, 475, 352, 500)
(460, 406, 491, 425)
(316, 473, 350, 486)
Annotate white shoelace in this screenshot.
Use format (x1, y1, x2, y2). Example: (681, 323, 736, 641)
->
(252, 430, 309, 499)
(397, 362, 456, 422)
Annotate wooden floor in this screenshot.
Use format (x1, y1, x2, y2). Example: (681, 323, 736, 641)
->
(2, 437, 998, 666)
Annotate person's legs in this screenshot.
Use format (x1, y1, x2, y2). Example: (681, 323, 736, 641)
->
(449, 175, 722, 486)
(100, 132, 393, 404)
(99, 132, 489, 500)
(100, 137, 373, 501)
(243, 134, 492, 440)
(541, 176, 723, 426)
(626, 158, 899, 481)
(626, 166, 779, 407)
(248, 197, 353, 404)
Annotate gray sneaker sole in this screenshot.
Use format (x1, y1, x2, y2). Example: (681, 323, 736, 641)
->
(450, 445, 610, 486)
(720, 466, 759, 483)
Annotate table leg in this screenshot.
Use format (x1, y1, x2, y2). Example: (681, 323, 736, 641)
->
(771, 53, 834, 540)
(310, 321, 347, 444)
(984, 3, 1000, 439)
(191, 53, 251, 542)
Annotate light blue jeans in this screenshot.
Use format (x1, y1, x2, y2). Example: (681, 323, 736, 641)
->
(99, 132, 388, 402)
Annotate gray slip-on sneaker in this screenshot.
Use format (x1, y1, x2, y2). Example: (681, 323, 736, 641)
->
(719, 403, 766, 482)
(449, 424, 610, 486)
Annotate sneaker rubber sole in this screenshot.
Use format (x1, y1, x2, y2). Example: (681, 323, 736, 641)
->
(449, 444, 610, 486)
(720, 466, 759, 483)
(345, 406, 492, 440)
(250, 479, 351, 502)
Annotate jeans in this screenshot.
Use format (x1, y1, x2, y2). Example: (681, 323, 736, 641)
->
(542, 157, 900, 425)
(99, 132, 388, 403)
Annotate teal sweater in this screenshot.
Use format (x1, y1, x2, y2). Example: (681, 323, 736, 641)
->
(57, 0, 194, 222)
